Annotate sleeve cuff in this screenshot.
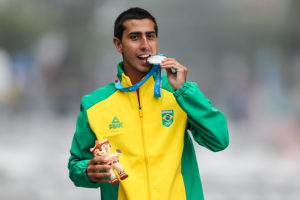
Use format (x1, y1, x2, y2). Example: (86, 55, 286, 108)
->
(173, 82, 190, 97)
(74, 159, 102, 188)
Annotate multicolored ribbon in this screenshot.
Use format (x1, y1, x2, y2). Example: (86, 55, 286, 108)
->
(115, 53, 164, 98)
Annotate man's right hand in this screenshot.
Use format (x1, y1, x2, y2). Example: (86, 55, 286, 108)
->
(86, 156, 111, 183)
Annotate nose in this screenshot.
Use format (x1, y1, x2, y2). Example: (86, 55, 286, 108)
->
(140, 35, 150, 50)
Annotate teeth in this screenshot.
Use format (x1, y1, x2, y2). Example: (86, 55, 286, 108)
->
(138, 55, 150, 58)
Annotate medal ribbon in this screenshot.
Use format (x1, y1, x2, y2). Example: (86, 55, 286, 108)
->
(115, 54, 163, 98)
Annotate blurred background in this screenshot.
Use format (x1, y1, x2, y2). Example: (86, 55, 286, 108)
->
(0, 0, 300, 199)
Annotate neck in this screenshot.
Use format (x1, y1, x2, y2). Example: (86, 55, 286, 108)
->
(122, 64, 147, 85)
(128, 73, 145, 85)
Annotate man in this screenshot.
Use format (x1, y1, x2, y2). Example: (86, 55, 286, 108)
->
(68, 7, 229, 200)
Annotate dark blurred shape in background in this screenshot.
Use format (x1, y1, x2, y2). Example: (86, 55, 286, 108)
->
(0, 0, 299, 199)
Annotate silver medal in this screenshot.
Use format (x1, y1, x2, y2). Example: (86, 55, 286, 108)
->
(147, 55, 167, 65)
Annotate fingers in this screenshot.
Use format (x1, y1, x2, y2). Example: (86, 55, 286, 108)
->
(87, 157, 112, 183)
(86, 166, 111, 183)
(160, 58, 187, 72)
(87, 171, 112, 183)
(87, 162, 111, 173)
(88, 156, 108, 165)
(160, 58, 188, 91)
(88, 175, 112, 183)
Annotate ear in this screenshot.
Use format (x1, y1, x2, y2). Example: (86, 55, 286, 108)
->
(113, 37, 123, 54)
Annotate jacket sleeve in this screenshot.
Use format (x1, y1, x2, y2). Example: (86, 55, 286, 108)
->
(68, 100, 102, 188)
(173, 82, 229, 152)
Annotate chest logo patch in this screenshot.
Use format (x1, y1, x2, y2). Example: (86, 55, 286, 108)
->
(161, 110, 174, 127)
(109, 117, 123, 129)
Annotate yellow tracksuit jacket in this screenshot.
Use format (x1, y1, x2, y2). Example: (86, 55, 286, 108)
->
(68, 62, 229, 200)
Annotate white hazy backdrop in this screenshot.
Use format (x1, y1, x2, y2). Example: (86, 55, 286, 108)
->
(1, 0, 300, 200)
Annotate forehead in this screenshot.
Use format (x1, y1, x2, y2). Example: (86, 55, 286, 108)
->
(122, 18, 155, 33)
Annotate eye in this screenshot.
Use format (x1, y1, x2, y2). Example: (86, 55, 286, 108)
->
(130, 34, 138, 40)
(102, 144, 106, 148)
(147, 33, 156, 39)
(109, 144, 112, 148)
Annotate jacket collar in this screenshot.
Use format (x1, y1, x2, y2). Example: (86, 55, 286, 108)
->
(116, 61, 155, 90)
(116, 61, 133, 88)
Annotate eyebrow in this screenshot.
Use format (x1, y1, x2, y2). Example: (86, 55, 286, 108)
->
(128, 31, 156, 36)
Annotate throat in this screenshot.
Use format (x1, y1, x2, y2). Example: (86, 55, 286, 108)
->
(122, 62, 148, 85)
(123, 68, 147, 85)
(130, 74, 146, 85)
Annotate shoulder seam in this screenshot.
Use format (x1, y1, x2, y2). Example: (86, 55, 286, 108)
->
(82, 82, 117, 110)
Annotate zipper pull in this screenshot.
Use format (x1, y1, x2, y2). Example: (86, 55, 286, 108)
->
(139, 106, 143, 117)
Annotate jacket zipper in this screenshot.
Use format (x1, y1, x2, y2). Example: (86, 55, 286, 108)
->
(137, 90, 151, 200)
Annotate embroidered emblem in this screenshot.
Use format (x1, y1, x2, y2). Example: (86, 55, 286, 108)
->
(161, 110, 174, 127)
(109, 117, 123, 129)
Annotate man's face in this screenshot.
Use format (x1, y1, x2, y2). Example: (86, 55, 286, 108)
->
(114, 18, 158, 77)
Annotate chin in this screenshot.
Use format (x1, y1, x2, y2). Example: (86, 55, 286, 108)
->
(139, 66, 151, 74)
(135, 63, 150, 72)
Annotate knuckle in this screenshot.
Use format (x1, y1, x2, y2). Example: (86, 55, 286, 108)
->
(94, 157, 107, 164)
(86, 165, 93, 172)
(87, 168, 95, 174)
(103, 164, 111, 170)
(96, 172, 110, 178)
(98, 156, 108, 162)
(88, 159, 94, 165)
(99, 178, 111, 183)
(93, 156, 101, 161)
(88, 172, 96, 179)
(96, 165, 106, 171)
(95, 173, 102, 178)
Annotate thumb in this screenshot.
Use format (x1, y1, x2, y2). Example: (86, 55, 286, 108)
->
(93, 156, 109, 164)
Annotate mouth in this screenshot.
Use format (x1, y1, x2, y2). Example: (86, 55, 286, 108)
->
(137, 54, 151, 64)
